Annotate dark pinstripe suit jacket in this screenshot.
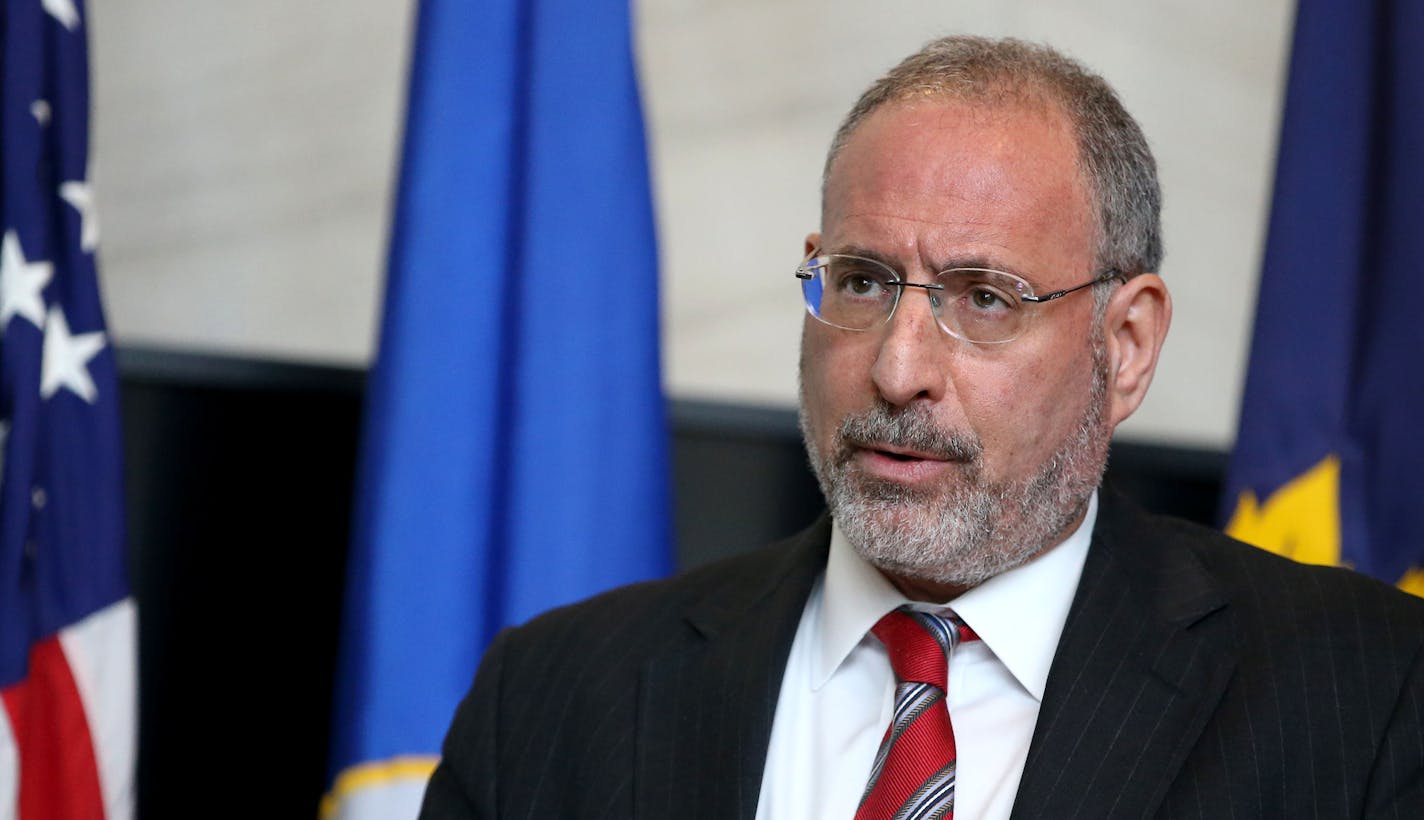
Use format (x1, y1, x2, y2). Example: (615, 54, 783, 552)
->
(420, 491, 1424, 818)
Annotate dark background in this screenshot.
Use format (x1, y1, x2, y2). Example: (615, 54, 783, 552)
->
(117, 347, 1226, 817)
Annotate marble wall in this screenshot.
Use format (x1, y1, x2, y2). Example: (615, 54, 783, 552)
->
(88, 0, 1296, 448)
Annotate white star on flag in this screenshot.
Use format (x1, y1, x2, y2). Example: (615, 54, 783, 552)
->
(59, 181, 100, 252)
(0, 230, 53, 329)
(41, 306, 106, 403)
(31, 100, 51, 126)
(42, 0, 80, 30)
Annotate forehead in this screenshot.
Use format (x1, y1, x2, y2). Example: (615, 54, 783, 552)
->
(821, 99, 1095, 280)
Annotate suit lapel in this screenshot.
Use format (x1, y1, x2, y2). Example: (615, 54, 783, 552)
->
(1010, 492, 1238, 819)
(634, 517, 829, 820)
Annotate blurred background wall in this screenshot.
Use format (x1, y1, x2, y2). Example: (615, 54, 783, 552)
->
(88, 0, 1296, 450)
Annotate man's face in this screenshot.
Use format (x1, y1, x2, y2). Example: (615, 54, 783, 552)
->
(800, 99, 1114, 598)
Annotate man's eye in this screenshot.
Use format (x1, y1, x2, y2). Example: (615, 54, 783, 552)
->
(968, 287, 1009, 309)
(846, 274, 877, 294)
(836, 272, 886, 295)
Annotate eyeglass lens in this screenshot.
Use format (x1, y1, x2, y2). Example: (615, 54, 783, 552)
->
(800, 255, 1035, 343)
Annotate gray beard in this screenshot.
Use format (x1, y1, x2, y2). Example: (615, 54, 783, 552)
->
(799, 347, 1110, 592)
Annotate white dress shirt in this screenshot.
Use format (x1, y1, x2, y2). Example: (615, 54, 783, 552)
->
(754, 492, 1097, 820)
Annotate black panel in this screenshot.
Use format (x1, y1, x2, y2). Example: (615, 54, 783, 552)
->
(671, 401, 824, 569)
(120, 350, 362, 817)
(1104, 440, 1228, 527)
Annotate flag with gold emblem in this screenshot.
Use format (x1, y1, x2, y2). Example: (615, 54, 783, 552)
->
(1223, 0, 1424, 595)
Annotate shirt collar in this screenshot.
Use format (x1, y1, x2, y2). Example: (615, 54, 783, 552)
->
(812, 491, 1097, 701)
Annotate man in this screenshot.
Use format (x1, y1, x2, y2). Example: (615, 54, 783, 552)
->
(421, 36, 1424, 819)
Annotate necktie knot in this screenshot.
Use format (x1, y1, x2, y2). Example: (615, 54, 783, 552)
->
(871, 608, 978, 690)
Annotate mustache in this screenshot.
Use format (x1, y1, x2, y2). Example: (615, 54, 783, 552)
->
(834, 402, 983, 464)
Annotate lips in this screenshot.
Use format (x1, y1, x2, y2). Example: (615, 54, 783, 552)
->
(852, 441, 962, 484)
(869, 442, 945, 462)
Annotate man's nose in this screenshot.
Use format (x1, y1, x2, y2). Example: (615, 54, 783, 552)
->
(869, 287, 952, 407)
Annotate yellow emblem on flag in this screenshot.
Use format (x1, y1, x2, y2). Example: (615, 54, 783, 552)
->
(1226, 455, 1342, 566)
(1397, 568, 1424, 598)
(1226, 454, 1422, 595)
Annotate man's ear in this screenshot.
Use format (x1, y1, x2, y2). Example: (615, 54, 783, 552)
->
(804, 232, 821, 258)
(1104, 273, 1172, 427)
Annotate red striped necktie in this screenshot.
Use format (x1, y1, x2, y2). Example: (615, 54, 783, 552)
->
(855, 608, 979, 820)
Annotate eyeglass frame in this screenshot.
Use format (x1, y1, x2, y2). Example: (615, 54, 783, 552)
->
(794, 251, 1128, 345)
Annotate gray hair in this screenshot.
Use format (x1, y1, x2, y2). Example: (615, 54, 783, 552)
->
(824, 36, 1163, 278)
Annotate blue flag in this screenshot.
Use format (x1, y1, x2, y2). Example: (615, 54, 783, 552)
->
(0, 0, 135, 816)
(324, 0, 671, 814)
(1224, 0, 1424, 594)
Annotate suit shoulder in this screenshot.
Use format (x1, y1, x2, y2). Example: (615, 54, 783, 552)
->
(1133, 509, 1424, 632)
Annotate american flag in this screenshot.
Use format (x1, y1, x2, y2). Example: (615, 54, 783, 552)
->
(0, 1, 135, 818)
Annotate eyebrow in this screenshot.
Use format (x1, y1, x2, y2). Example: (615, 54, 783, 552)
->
(823, 244, 1034, 282)
(822, 244, 900, 266)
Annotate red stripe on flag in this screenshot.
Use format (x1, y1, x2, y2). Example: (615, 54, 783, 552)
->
(1, 636, 106, 820)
